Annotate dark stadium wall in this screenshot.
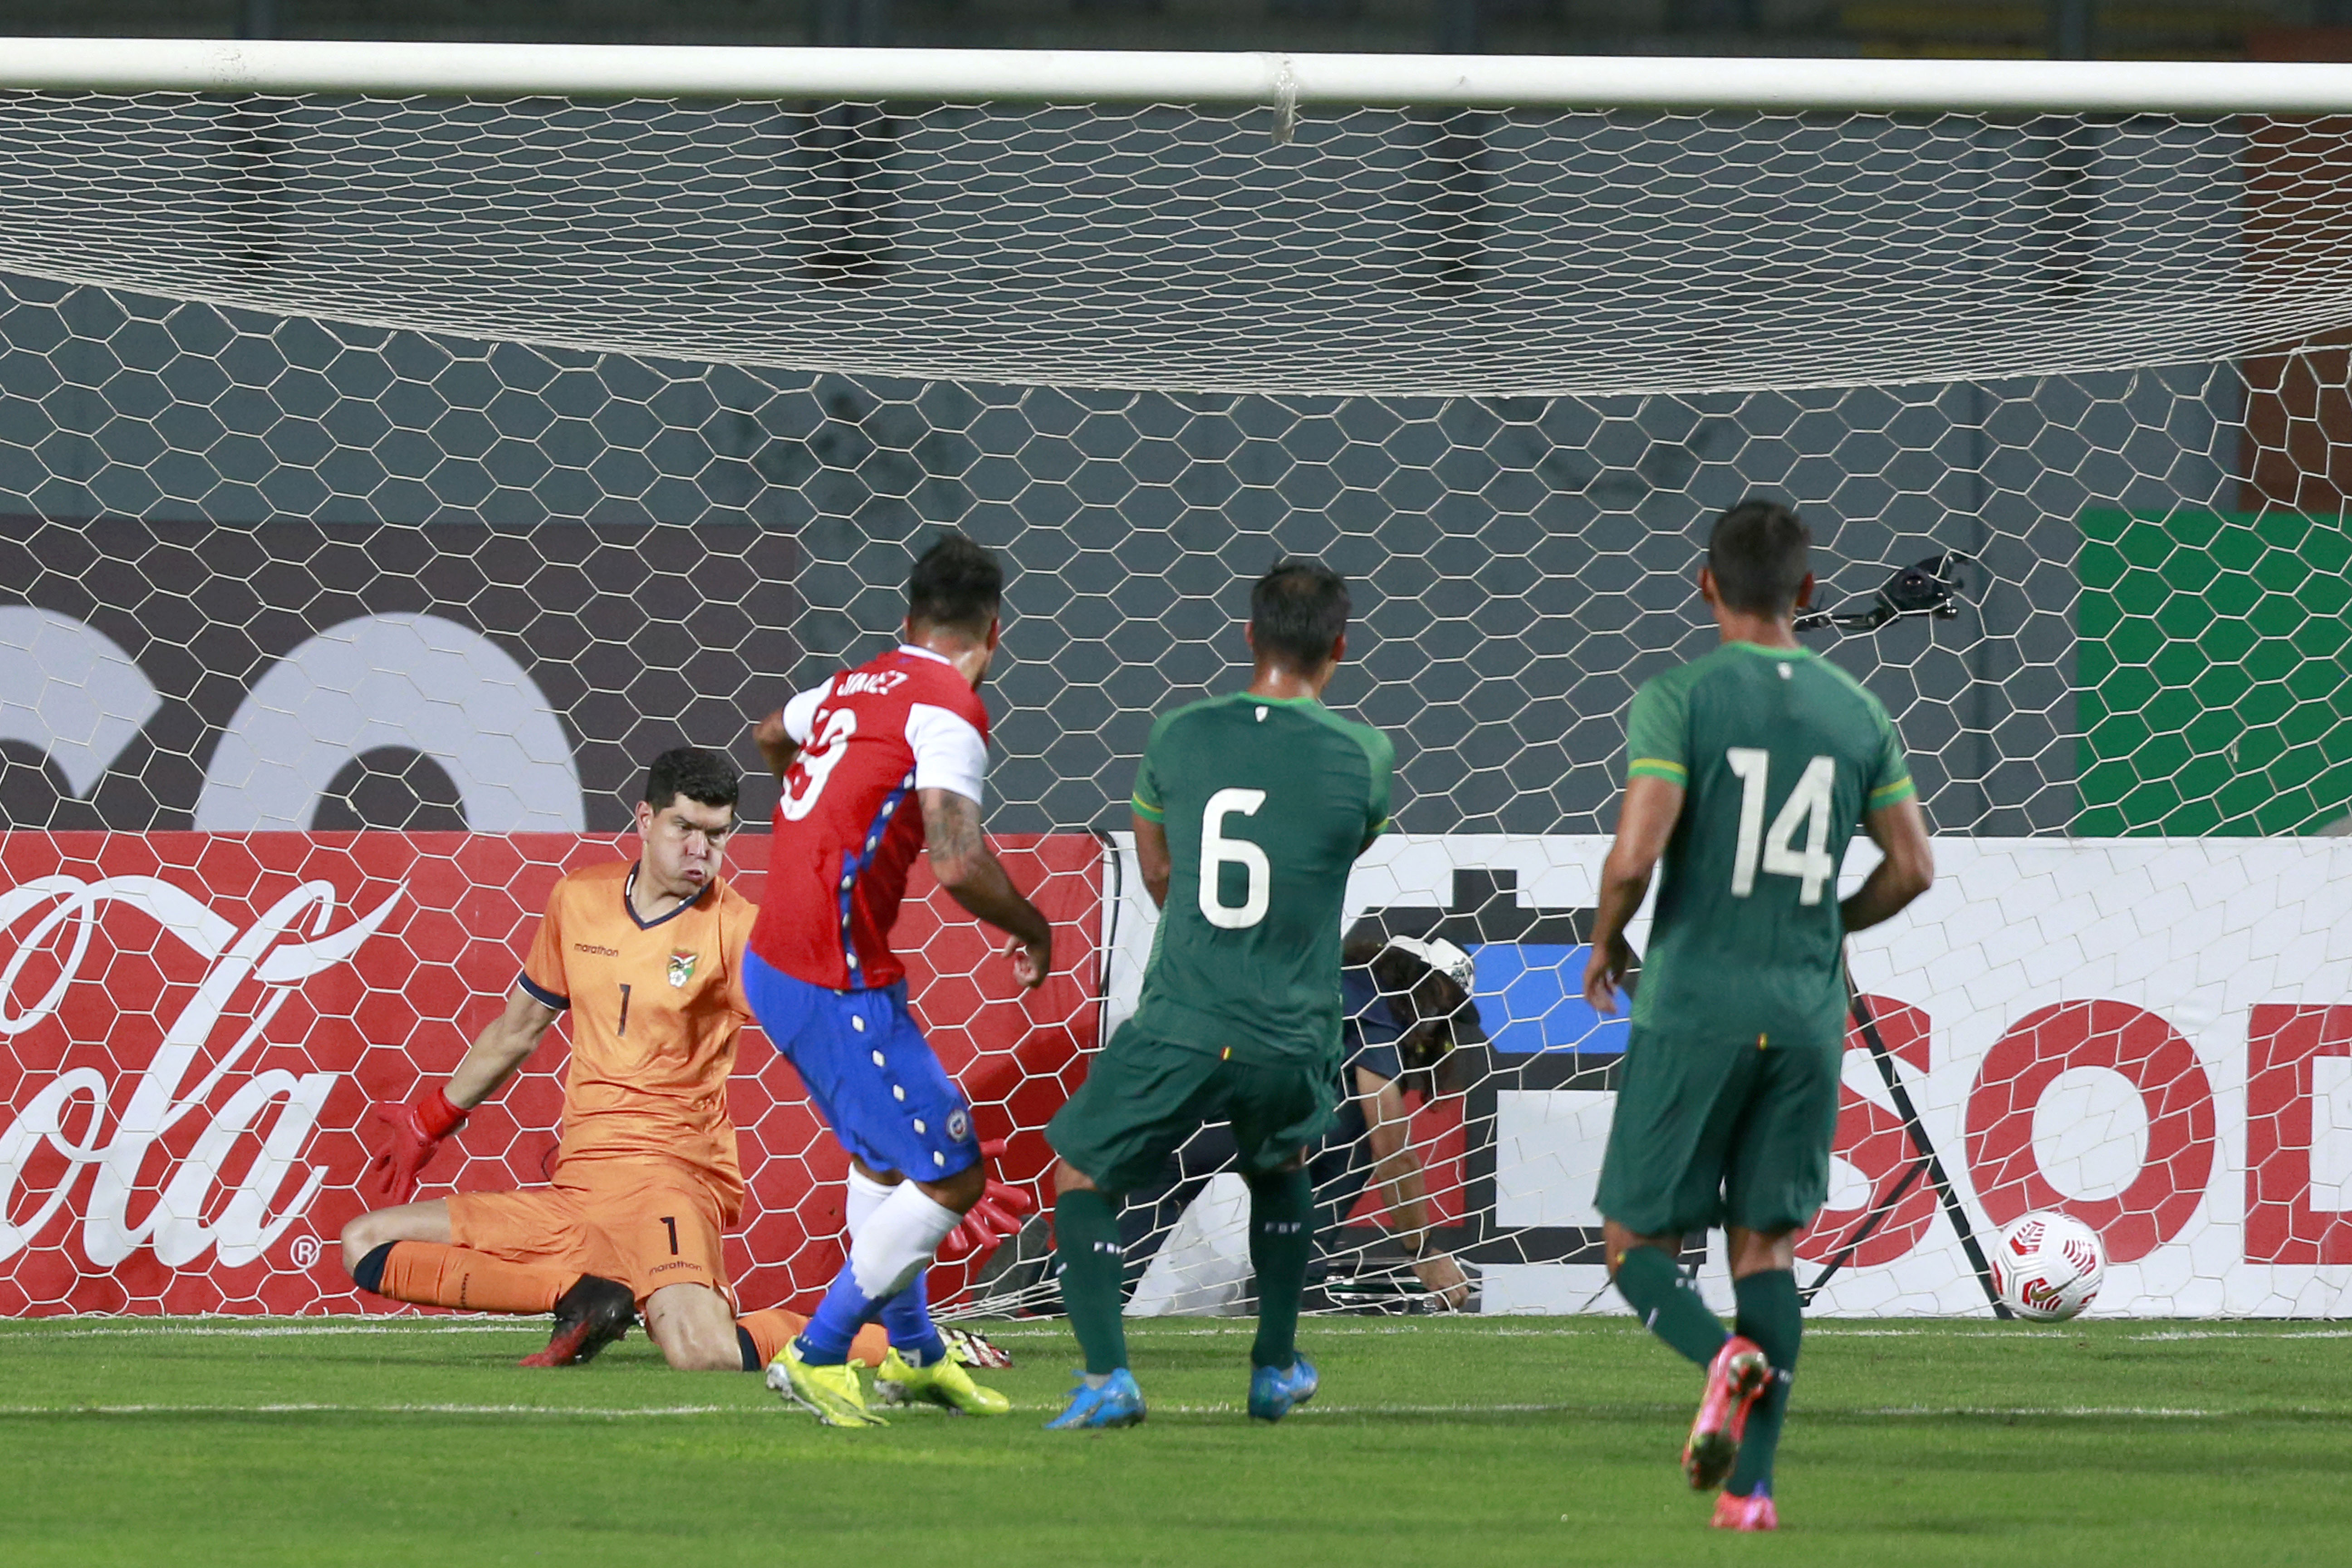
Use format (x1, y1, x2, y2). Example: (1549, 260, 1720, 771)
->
(0, 515, 801, 834)
(0, 273, 2244, 841)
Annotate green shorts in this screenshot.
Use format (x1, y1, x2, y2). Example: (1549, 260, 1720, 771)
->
(1593, 1024, 1841, 1239)
(1046, 1022, 1340, 1197)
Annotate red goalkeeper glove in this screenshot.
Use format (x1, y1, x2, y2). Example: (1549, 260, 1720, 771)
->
(365, 1086, 467, 1204)
(938, 1139, 1034, 1262)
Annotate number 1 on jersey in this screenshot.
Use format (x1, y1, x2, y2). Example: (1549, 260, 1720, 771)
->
(1726, 748, 1837, 906)
(1200, 787, 1271, 929)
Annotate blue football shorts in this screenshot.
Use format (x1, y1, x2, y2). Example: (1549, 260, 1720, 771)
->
(741, 949, 981, 1181)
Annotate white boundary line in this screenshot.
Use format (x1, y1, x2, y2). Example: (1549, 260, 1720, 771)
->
(0, 1323, 538, 1339)
(0, 1399, 2336, 1420)
(11, 1319, 2352, 1341)
(2129, 1329, 2352, 1341)
(3, 40, 2352, 115)
(0, 1402, 740, 1417)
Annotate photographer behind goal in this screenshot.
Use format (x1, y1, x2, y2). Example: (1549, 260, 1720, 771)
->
(1115, 926, 1486, 1311)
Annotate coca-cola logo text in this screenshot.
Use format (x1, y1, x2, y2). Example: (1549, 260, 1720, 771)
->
(0, 872, 398, 1269)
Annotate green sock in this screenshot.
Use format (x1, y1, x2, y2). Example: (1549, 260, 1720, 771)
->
(1245, 1166, 1313, 1371)
(1727, 1269, 1802, 1498)
(1613, 1244, 1730, 1369)
(1053, 1188, 1129, 1377)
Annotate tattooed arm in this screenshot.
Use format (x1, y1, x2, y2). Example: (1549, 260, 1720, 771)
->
(920, 787, 1053, 990)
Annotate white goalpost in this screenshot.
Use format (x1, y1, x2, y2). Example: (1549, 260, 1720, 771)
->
(10, 38, 2352, 111)
(0, 40, 2348, 1322)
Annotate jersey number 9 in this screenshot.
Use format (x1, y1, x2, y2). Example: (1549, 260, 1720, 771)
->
(1200, 788, 1270, 929)
(780, 708, 858, 822)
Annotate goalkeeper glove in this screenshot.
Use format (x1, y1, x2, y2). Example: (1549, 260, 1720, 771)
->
(937, 1138, 1034, 1262)
(366, 1085, 467, 1204)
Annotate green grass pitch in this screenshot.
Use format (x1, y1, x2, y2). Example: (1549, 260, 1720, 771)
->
(1, 1315, 2346, 1566)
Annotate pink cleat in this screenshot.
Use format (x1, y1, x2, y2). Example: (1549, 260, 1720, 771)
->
(1712, 1489, 1779, 1532)
(1682, 1335, 1772, 1490)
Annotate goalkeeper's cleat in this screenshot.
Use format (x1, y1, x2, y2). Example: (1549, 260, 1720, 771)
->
(874, 1346, 1012, 1416)
(766, 1340, 888, 1428)
(1712, 1488, 1779, 1532)
(1246, 1355, 1320, 1423)
(1683, 1336, 1772, 1491)
(1044, 1368, 1146, 1431)
(941, 1325, 1014, 1371)
(519, 1274, 637, 1368)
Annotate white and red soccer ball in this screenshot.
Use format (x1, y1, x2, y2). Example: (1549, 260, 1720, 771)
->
(1992, 1210, 2108, 1323)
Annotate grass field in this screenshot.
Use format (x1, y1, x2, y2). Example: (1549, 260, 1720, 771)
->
(2, 1315, 2347, 1566)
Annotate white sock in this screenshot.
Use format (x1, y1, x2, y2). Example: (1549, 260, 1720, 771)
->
(844, 1166, 894, 1240)
(846, 1181, 960, 1302)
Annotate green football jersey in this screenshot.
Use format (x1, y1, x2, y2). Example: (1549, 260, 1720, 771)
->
(1623, 641, 1916, 1050)
(1127, 692, 1395, 1070)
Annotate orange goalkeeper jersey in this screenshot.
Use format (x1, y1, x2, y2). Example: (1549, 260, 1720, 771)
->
(519, 861, 759, 1214)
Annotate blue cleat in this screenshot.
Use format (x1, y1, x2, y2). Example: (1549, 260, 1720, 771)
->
(1247, 1355, 1319, 1422)
(1044, 1368, 1147, 1430)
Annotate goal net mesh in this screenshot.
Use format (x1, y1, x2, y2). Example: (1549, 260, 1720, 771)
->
(0, 85, 2348, 1322)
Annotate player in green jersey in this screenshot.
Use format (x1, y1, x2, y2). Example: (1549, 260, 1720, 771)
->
(1582, 500, 1936, 1532)
(1044, 559, 1395, 1431)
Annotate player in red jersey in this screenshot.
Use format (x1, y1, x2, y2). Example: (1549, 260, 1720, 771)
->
(341, 749, 935, 1375)
(745, 533, 1054, 1426)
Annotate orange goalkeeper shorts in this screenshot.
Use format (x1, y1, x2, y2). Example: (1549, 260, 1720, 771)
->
(447, 1156, 735, 1311)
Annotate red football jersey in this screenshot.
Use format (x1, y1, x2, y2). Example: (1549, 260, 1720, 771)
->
(748, 644, 990, 990)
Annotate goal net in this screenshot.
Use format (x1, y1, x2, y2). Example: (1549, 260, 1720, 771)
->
(0, 43, 2348, 1322)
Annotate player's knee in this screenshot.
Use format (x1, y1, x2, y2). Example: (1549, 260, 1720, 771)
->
(660, 1334, 740, 1372)
(1602, 1222, 1676, 1279)
(647, 1285, 745, 1370)
(1051, 1158, 1097, 1197)
(919, 1161, 985, 1215)
(339, 1213, 387, 1277)
(1726, 1227, 1797, 1278)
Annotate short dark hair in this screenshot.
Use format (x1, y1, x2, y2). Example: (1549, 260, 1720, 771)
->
(906, 532, 1003, 636)
(1249, 558, 1350, 671)
(1707, 499, 1813, 616)
(644, 747, 740, 815)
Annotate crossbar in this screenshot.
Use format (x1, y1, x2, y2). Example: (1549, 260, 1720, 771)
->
(4, 39, 2352, 113)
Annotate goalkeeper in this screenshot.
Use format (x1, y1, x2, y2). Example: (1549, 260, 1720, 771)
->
(1044, 559, 1394, 1428)
(1583, 500, 1934, 1531)
(340, 748, 1007, 1376)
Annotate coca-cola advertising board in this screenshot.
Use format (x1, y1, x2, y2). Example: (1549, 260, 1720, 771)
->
(0, 831, 1104, 1317)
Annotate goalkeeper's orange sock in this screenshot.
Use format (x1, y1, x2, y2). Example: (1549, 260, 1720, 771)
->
(363, 1241, 571, 1314)
(734, 1308, 888, 1372)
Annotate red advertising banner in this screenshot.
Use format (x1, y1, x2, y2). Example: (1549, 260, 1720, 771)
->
(0, 832, 1105, 1317)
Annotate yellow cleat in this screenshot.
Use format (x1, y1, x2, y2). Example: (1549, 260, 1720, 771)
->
(874, 1346, 1012, 1416)
(766, 1341, 888, 1428)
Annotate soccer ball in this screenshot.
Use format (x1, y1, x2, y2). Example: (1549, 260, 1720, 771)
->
(1991, 1210, 2107, 1323)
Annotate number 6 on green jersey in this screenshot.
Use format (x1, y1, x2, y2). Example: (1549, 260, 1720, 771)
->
(1127, 693, 1393, 1070)
(1200, 787, 1272, 928)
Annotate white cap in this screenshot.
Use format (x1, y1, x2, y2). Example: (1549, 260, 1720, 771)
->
(1382, 934, 1475, 993)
